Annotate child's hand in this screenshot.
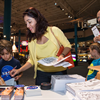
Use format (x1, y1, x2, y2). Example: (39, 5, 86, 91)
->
(94, 35, 100, 42)
(14, 76, 19, 81)
(14, 72, 23, 81)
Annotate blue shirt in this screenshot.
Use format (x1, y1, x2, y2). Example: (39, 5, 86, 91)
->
(0, 57, 21, 81)
(87, 58, 100, 80)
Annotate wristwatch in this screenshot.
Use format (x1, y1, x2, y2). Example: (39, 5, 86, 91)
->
(61, 53, 65, 57)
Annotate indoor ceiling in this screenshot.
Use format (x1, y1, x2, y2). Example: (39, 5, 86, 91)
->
(0, 0, 100, 36)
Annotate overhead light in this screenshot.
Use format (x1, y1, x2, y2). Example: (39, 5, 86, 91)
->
(12, 36, 18, 53)
(0, 26, 12, 29)
(3, 35, 6, 38)
(0, 27, 3, 29)
(55, 2, 57, 5)
(65, 13, 68, 15)
(68, 15, 70, 18)
(11, 36, 13, 39)
(70, 16, 72, 18)
(62, 9, 64, 11)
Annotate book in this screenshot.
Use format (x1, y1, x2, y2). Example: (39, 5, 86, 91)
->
(14, 87, 24, 100)
(0, 88, 5, 95)
(76, 91, 100, 100)
(1, 86, 14, 100)
(25, 86, 42, 97)
(66, 78, 100, 100)
(0, 76, 6, 85)
(38, 56, 72, 68)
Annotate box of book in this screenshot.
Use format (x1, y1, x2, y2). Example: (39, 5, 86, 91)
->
(66, 78, 100, 100)
(14, 87, 24, 100)
(1, 86, 14, 100)
(51, 74, 85, 92)
(25, 86, 42, 97)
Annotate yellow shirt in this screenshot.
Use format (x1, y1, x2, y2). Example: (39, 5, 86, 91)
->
(27, 26, 71, 78)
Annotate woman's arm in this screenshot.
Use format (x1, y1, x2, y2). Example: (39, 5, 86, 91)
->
(57, 47, 71, 61)
(10, 62, 32, 77)
(18, 62, 32, 73)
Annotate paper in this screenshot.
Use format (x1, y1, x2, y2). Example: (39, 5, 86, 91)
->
(66, 78, 100, 100)
(91, 25, 100, 43)
(38, 55, 71, 67)
(5, 78, 17, 86)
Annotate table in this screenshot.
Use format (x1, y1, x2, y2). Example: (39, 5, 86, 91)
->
(10, 89, 74, 100)
(23, 90, 74, 100)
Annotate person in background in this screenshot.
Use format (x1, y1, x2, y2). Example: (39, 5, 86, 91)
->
(10, 7, 71, 85)
(0, 39, 22, 84)
(94, 10, 100, 42)
(85, 43, 100, 81)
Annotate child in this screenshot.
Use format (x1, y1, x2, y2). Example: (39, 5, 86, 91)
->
(86, 42, 100, 81)
(0, 39, 22, 84)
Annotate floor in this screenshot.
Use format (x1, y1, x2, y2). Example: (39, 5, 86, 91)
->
(18, 62, 89, 85)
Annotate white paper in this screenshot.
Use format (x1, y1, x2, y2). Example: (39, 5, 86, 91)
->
(5, 78, 17, 86)
(54, 62, 72, 68)
(66, 78, 100, 100)
(38, 55, 71, 67)
(91, 25, 100, 43)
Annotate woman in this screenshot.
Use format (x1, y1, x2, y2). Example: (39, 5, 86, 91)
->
(10, 7, 71, 85)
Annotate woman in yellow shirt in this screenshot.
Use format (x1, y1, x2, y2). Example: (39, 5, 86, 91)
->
(10, 7, 71, 85)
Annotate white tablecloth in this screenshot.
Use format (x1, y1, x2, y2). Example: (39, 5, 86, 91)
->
(10, 89, 74, 100)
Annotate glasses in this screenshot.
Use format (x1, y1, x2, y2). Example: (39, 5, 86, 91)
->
(97, 17, 100, 20)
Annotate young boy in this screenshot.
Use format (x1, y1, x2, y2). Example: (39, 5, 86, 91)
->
(0, 39, 22, 84)
(86, 42, 100, 81)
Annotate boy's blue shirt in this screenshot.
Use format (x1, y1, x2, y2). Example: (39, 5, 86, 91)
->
(0, 57, 21, 81)
(87, 58, 100, 80)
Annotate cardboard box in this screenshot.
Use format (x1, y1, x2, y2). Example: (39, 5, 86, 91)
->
(51, 74, 85, 92)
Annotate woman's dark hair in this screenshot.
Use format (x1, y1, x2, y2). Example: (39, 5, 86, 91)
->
(90, 43, 100, 54)
(23, 7, 49, 42)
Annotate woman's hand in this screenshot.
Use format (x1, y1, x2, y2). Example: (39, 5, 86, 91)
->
(57, 54, 64, 61)
(10, 69, 20, 78)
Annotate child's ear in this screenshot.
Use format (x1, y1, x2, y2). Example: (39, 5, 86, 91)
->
(93, 49, 97, 53)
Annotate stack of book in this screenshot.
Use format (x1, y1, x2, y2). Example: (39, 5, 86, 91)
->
(51, 74, 85, 92)
(25, 86, 41, 96)
(0, 76, 6, 85)
(1, 86, 14, 100)
(66, 78, 100, 100)
(0, 88, 5, 95)
(14, 87, 24, 100)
